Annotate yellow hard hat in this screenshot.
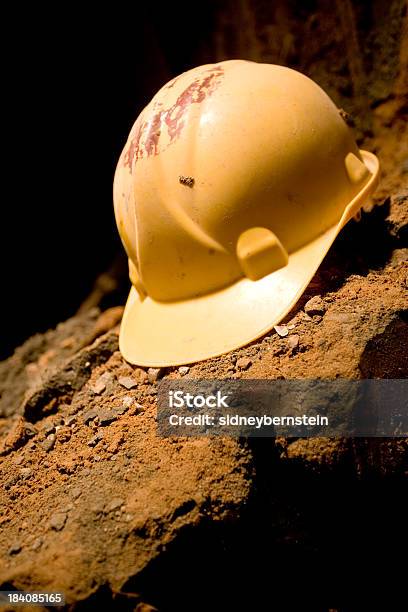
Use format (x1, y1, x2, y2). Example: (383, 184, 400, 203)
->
(113, 59, 379, 367)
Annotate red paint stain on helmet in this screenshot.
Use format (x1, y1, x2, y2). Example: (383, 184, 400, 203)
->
(122, 65, 224, 170)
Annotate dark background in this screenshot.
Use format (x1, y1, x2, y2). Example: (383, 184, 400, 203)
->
(2, 3, 217, 359)
(2, 0, 404, 359)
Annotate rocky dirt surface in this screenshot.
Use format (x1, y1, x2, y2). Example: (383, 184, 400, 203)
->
(0, 132, 406, 609)
(0, 2, 407, 610)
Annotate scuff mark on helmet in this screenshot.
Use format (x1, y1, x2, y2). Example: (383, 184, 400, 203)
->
(122, 65, 224, 170)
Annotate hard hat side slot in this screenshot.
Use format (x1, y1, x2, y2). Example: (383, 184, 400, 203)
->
(236, 227, 289, 281)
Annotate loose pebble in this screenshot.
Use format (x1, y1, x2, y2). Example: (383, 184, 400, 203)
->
(20, 467, 32, 480)
(97, 410, 118, 425)
(49, 511, 67, 531)
(70, 487, 82, 500)
(118, 376, 138, 390)
(8, 542, 22, 555)
(105, 497, 124, 513)
(287, 335, 300, 350)
(178, 366, 190, 376)
(32, 537, 43, 551)
(236, 357, 252, 370)
(148, 368, 164, 383)
(274, 325, 289, 337)
(41, 434, 56, 452)
(82, 409, 98, 424)
(304, 295, 326, 316)
(133, 368, 148, 384)
(88, 433, 103, 447)
(24, 423, 37, 438)
(91, 372, 113, 395)
(91, 380, 106, 395)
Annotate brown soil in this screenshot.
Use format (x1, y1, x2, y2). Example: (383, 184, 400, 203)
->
(0, 2, 407, 610)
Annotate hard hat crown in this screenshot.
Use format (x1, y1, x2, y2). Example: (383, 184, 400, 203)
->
(114, 60, 379, 367)
(114, 60, 372, 304)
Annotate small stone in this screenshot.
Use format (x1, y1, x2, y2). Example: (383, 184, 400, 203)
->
(8, 542, 22, 555)
(70, 487, 82, 500)
(287, 334, 300, 351)
(122, 396, 134, 408)
(105, 497, 124, 513)
(132, 402, 144, 414)
(92, 372, 113, 395)
(82, 409, 98, 424)
(61, 503, 74, 513)
(133, 368, 148, 384)
(304, 295, 326, 316)
(236, 357, 252, 370)
(97, 410, 118, 425)
(178, 366, 190, 376)
(274, 325, 289, 337)
(32, 537, 43, 551)
(20, 467, 32, 480)
(91, 500, 105, 515)
(49, 511, 67, 531)
(114, 405, 128, 416)
(88, 433, 103, 447)
(5, 474, 19, 489)
(118, 376, 138, 390)
(148, 368, 164, 383)
(64, 416, 76, 427)
(24, 423, 37, 438)
(91, 379, 106, 395)
(41, 434, 56, 452)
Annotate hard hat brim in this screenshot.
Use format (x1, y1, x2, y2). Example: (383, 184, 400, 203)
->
(119, 151, 379, 367)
